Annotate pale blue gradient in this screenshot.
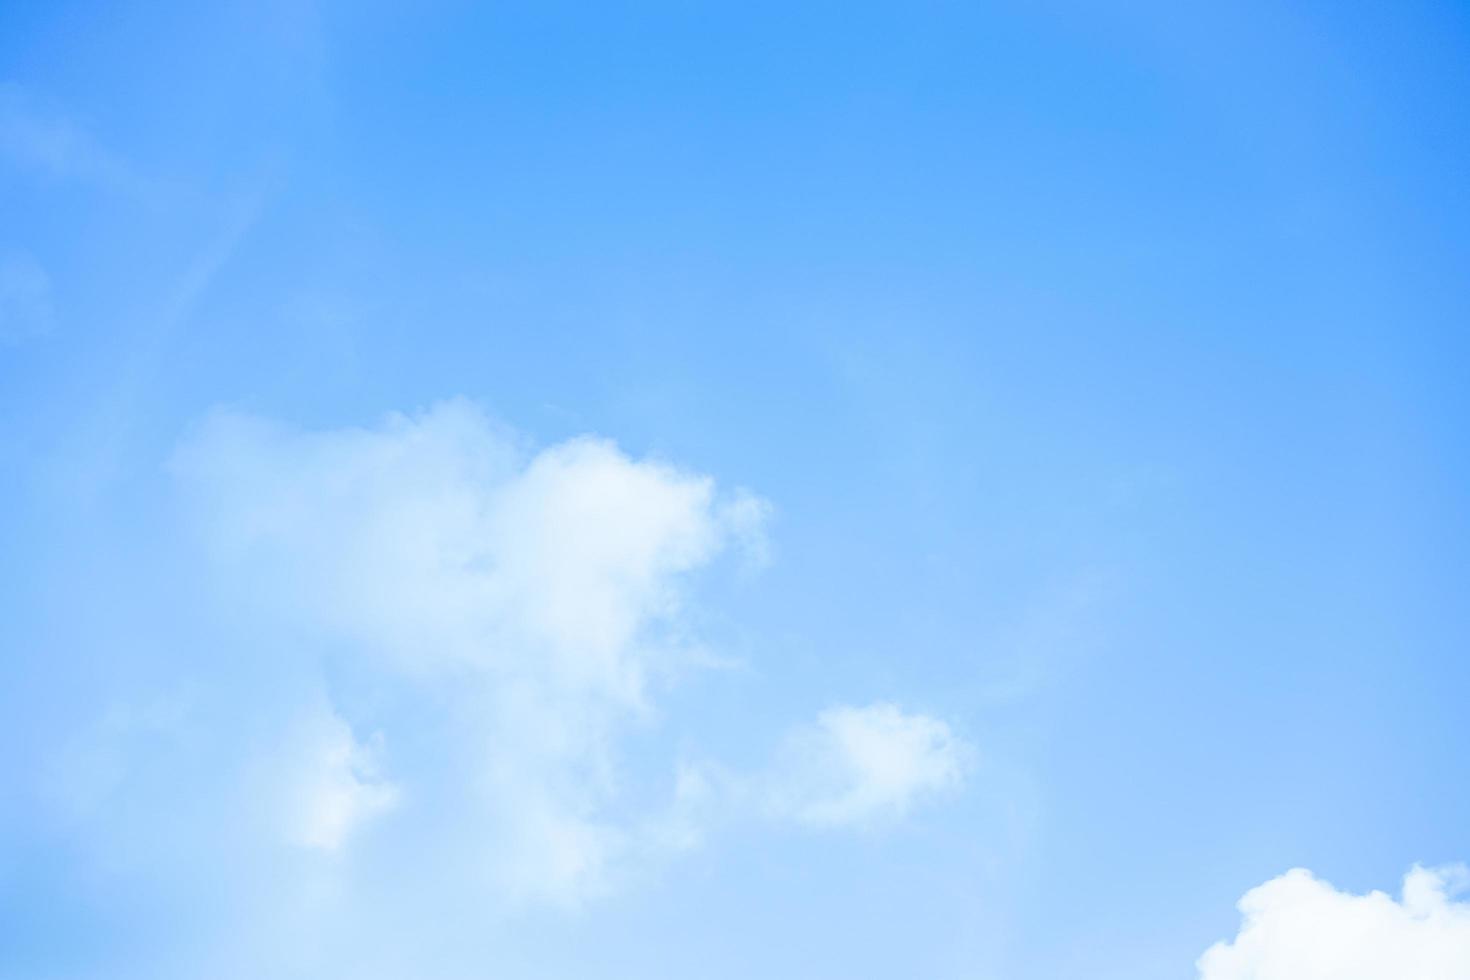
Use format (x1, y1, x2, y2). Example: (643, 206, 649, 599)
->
(2, 2, 1468, 978)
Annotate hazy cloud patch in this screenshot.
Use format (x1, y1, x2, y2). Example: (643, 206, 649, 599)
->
(763, 702, 971, 828)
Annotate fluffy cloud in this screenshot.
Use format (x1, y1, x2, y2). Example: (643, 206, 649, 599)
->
(1198, 865, 1470, 980)
(764, 702, 970, 828)
(171, 399, 768, 901)
(172, 400, 752, 688)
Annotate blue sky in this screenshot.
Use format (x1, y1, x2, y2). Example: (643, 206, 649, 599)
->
(2, 2, 1468, 977)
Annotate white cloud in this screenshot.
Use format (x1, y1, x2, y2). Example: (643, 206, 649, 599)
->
(1198, 865, 1470, 980)
(764, 702, 970, 828)
(171, 399, 768, 901)
(172, 400, 740, 690)
(168, 400, 971, 906)
(641, 702, 973, 850)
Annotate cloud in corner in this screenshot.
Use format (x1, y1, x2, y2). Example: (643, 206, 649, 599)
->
(1198, 864, 1470, 980)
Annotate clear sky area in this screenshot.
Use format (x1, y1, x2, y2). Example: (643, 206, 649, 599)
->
(2, 2, 1468, 977)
